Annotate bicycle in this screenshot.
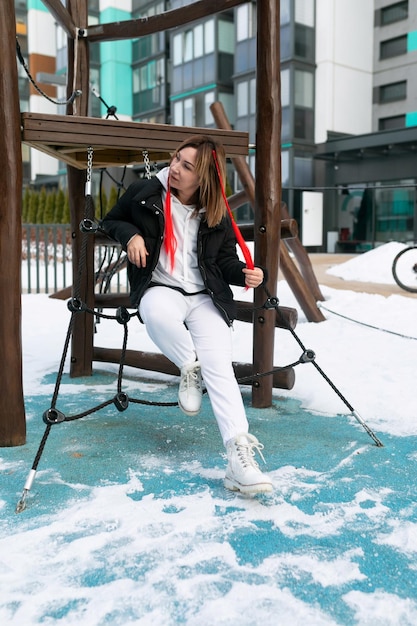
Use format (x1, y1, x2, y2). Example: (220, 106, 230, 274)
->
(392, 244, 417, 293)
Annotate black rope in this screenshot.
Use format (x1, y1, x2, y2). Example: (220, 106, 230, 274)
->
(16, 177, 386, 511)
(259, 285, 383, 448)
(319, 303, 417, 341)
(16, 37, 80, 106)
(90, 86, 118, 120)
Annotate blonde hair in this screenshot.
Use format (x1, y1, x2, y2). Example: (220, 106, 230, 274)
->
(171, 135, 227, 227)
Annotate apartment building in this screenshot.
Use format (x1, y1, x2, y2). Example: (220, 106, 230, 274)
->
(15, 0, 417, 248)
(316, 0, 417, 248)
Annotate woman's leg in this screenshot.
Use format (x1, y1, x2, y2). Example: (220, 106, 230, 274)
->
(184, 295, 249, 446)
(141, 289, 272, 493)
(139, 287, 196, 367)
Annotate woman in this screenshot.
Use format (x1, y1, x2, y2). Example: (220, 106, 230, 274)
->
(101, 135, 273, 494)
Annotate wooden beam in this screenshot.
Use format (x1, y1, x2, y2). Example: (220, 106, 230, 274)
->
(227, 192, 299, 240)
(41, 0, 77, 39)
(252, 0, 282, 408)
(0, 0, 26, 446)
(281, 203, 325, 302)
(86, 0, 247, 43)
(211, 102, 325, 323)
(92, 348, 295, 391)
(92, 294, 298, 331)
(21, 113, 249, 169)
(66, 0, 95, 378)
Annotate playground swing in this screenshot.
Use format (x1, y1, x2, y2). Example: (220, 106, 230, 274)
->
(15, 144, 384, 513)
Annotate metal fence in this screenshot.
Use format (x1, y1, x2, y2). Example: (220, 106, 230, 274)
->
(21, 224, 128, 295)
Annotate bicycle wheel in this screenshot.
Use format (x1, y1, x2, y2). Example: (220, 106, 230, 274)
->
(392, 246, 417, 293)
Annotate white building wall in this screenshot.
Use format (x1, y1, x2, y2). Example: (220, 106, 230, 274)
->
(373, 0, 417, 132)
(315, 0, 374, 143)
(27, 6, 59, 179)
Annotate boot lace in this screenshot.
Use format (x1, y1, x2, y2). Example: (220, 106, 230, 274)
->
(235, 435, 266, 469)
(180, 366, 201, 393)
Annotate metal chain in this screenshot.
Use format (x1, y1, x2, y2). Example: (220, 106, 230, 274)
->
(142, 150, 152, 179)
(85, 146, 93, 196)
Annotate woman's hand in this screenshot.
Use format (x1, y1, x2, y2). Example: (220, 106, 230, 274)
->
(242, 266, 264, 289)
(127, 234, 149, 268)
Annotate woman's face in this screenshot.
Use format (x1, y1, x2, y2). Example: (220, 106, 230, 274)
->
(169, 146, 200, 204)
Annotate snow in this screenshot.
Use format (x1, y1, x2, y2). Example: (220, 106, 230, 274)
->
(1, 242, 417, 625)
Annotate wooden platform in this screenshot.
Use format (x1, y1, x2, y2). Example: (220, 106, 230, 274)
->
(21, 113, 249, 169)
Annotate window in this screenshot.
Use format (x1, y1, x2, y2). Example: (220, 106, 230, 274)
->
(378, 115, 406, 130)
(281, 69, 290, 107)
(204, 20, 215, 54)
(184, 98, 194, 126)
(380, 35, 407, 59)
(219, 92, 235, 126)
(379, 81, 407, 103)
(281, 0, 290, 25)
(237, 81, 248, 117)
(281, 108, 291, 141)
(133, 2, 165, 59)
(219, 20, 234, 54)
(281, 150, 289, 187)
(194, 24, 203, 58)
(236, 79, 256, 118)
(172, 19, 215, 65)
(294, 154, 313, 186)
(249, 78, 256, 115)
(184, 30, 193, 62)
(381, 1, 408, 25)
(173, 34, 182, 65)
(294, 70, 314, 108)
(173, 97, 195, 126)
(295, 0, 314, 27)
(133, 60, 164, 94)
(294, 108, 314, 140)
(280, 24, 291, 59)
(295, 24, 315, 59)
(236, 3, 256, 41)
(204, 91, 215, 124)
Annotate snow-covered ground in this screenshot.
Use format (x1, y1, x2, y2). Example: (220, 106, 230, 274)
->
(1, 243, 416, 626)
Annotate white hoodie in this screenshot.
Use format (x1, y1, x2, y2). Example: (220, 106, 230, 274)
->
(153, 167, 206, 293)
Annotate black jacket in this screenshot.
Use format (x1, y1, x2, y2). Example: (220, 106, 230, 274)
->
(100, 176, 248, 325)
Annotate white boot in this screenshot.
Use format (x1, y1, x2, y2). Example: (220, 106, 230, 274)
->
(225, 433, 273, 494)
(178, 361, 202, 416)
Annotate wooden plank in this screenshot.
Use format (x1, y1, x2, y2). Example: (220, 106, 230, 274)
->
(93, 294, 297, 331)
(86, 0, 247, 43)
(21, 113, 249, 169)
(22, 113, 248, 148)
(93, 347, 295, 390)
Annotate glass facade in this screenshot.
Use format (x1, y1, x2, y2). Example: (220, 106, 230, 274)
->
(132, 1, 167, 123)
(169, 13, 234, 129)
(335, 182, 415, 246)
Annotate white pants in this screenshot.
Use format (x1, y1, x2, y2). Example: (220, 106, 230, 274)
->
(139, 287, 249, 445)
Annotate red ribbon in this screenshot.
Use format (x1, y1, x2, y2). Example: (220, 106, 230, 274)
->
(212, 150, 254, 270)
(164, 176, 177, 272)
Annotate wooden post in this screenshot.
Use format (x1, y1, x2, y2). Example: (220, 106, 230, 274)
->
(0, 0, 26, 445)
(66, 0, 95, 377)
(252, 0, 282, 407)
(210, 101, 325, 324)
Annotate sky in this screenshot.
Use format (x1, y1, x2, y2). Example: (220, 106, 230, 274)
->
(1, 242, 416, 625)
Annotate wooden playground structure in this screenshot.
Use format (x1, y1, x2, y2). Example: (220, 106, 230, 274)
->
(0, 0, 325, 448)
